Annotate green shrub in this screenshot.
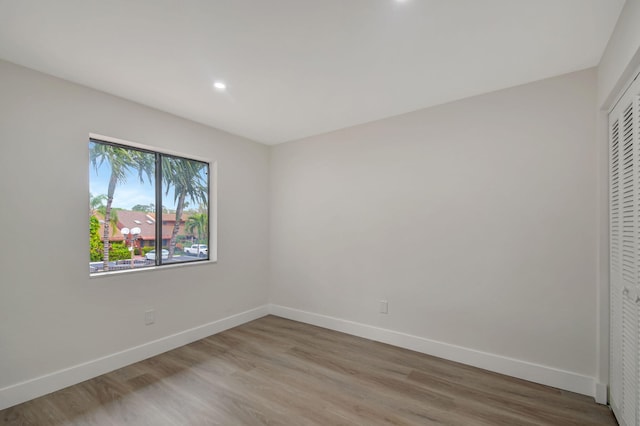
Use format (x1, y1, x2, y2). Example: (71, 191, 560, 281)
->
(89, 216, 103, 262)
(142, 246, 154, 255)
(109, 242, 131, 261)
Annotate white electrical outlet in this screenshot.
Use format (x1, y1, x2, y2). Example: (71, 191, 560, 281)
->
(144, 309, 155, 325)
(379, 300, 388, 314)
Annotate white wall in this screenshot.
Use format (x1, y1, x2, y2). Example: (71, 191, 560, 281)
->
(0, 60, 270, 405)
(1, 26, 625, 405)
(270, 69, 599, 390)
(598, 0, 640, 108)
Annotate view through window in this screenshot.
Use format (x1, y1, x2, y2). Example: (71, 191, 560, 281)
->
(89, 138, 210, 274)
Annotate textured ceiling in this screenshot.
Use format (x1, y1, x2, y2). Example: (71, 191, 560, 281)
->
(0, 0, 626, 144)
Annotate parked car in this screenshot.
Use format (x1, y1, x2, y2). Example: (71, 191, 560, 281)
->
(184, 244, 208, 256)
(145, 249, 169, 260)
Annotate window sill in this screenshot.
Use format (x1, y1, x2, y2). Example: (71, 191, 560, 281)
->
(89, 258, 218, 278)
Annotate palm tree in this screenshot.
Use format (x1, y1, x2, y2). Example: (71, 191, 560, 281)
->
(89, 193, 107, 216)
(185, 213, 208, 244)
(162, 157, 208, 259)
(97, 207, 120, 236)
(90, 193, 119, 236)
(90, 142, 154, 270)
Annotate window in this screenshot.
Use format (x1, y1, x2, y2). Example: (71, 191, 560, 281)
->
(89, 136, 212, 274)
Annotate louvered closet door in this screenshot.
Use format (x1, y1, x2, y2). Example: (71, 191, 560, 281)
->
(610, 72, 640, 426)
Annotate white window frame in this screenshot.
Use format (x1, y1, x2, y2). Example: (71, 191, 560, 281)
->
(89, 133, 217, 277)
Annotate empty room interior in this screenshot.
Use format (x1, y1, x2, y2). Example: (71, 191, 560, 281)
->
(1, 0, 640, 425)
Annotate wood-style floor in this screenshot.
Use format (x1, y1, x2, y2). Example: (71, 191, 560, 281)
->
(1, 315, 616, 425)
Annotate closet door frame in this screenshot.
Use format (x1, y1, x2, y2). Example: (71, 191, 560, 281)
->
(609, 69, 640, 426)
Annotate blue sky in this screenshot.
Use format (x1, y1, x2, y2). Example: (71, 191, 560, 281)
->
(89, 159, 160, 210)
(89, 142, 210, 212)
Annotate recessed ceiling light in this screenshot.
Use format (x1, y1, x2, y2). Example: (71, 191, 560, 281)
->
(213, 81, 227, 91)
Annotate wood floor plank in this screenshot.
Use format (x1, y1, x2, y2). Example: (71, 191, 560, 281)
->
(1, 315, 617, 425)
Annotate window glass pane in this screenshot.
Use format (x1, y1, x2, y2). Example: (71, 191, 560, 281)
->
(89, 138, 210, 274)
(161, 156, 209, 264)
(89, 140, 156, 273)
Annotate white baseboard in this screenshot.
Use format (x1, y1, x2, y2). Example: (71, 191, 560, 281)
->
(594, 382, 608, 405)
(1, 304, 604, 410)
(0, 305, 269, 411)
(269, 304, 600, 401)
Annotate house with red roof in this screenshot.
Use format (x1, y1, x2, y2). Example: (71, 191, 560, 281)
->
(92, 210, 192, 250)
